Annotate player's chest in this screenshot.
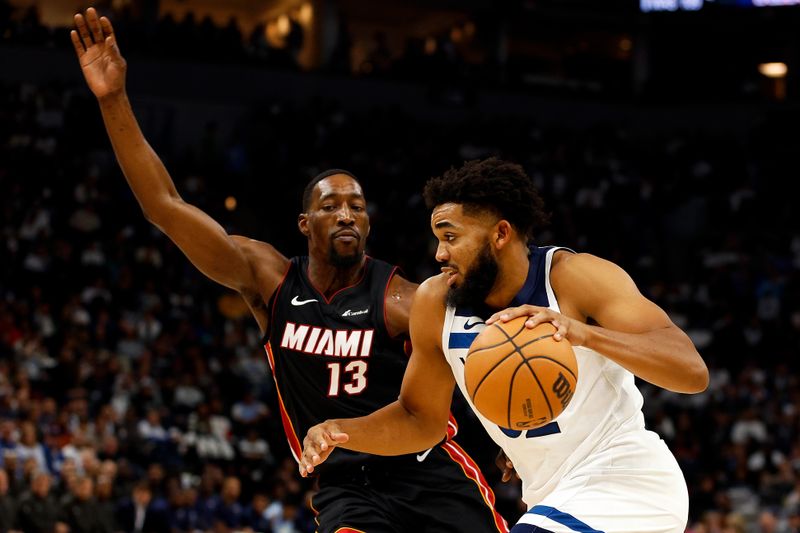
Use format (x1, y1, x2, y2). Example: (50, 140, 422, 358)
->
(277, 287, 378, 358)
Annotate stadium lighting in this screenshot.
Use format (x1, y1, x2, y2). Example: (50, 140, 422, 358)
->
(225, 196, 237, 211)
(758, 62, 788, 79)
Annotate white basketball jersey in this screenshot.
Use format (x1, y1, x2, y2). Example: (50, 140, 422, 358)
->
(443, 246, 649, 507)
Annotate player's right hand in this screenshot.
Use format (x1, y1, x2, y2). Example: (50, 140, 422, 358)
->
(71, 7, 127, 100)
(299, 421, 350, 477)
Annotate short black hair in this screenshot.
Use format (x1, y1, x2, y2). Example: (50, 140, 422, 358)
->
(302, 169, 361, 211)
(423, 158, 549, 240)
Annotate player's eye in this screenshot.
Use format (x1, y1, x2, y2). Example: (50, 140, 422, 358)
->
(350, 204, 365, 212)
(321, 205, 335, 212)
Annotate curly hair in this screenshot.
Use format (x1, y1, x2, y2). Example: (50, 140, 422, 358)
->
(423, 158, 550, 240)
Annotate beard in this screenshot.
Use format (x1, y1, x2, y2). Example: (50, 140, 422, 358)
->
(329, 243, 363, 268)
(446, 243, 499, 308)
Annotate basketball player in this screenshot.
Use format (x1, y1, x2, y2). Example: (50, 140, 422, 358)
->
(70, 9, 507, 533)
(301, 158, 709, 533)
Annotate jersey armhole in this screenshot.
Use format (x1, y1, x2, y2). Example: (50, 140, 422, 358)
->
(260, 260, 295, 346)
(544, 247, 576, 313)
(382, 266, 406, 340)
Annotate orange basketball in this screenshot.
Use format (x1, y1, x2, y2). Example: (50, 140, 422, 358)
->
(464, 318, 578, 430)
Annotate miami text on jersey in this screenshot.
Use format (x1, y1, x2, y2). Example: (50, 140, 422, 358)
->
(280, 322, 374, 357)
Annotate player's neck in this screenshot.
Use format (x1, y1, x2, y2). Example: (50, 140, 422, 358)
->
(484, 242, 530, 309)
(307, 255, 366, 298)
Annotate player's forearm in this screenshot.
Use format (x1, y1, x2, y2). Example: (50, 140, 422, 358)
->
(97, 92, 181, 223)
(585, 324, 708, 393)
(332, 400, 447, 456)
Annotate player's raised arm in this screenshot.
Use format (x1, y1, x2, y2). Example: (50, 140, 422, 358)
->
(71, 8, 285, 298)
(489, 252, 708, 394)
(299, 276, 454, 475)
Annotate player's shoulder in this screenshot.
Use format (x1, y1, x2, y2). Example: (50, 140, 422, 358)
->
(387, 272, 418, 298)
(551, 251, 636, 300)
(417, 274, 449, 305)
(551, 251, 622, 278)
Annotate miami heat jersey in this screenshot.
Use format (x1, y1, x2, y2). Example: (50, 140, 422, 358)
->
(442, 246, 651, 507)
(264, 256, 409, 471)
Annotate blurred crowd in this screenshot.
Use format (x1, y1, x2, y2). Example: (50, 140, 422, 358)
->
(0, 0, 305, 71)
(0, 0, 478, 82)
(1, 54, 799, 533)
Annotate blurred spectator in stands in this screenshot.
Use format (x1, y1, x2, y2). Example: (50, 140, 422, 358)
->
(59, 475, 105, 533)
(242, 491, 272, 532)
(0, 469, 19, 532)
(116, 481, 170, 533)
(231, 391, 268, 430)
(16, 471, 66, 533)
(95, 474, 118, 532)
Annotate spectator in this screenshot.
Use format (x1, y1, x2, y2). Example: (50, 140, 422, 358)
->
(0, 469, 18, 532)
(242, 492, 272, 533)
(59, 475, 104, 533)
(15, 471, 66, 533)
(213, 477, 245, 530)
(115, 482, 170, 533)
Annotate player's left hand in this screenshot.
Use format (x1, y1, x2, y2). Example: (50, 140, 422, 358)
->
(486, 305, 589, 346)
(495, 449, 519, 482)
(299, 421, 350, 477)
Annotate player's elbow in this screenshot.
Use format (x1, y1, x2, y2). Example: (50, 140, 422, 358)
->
(400, 401, 449, 448)
(141, 197, 182, 229)
(682, 353, 709, 394)
(417, 414, 450, 449)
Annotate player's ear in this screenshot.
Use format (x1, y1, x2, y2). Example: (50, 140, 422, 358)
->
(493, 220, 513, 249)
(298, 213, 310, 237)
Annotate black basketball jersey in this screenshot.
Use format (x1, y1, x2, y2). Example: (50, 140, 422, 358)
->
(264, 256, 410, 472)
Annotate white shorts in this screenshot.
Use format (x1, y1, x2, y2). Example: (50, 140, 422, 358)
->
(513, 431, 688, 533)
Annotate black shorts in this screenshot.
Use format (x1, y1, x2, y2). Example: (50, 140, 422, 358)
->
(311, 441, 508, 533)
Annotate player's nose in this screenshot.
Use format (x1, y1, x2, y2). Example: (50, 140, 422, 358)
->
(336, 205, 354, 225)
(435, 243, 449, 262)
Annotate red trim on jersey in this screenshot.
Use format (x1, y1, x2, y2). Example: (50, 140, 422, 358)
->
(305, 256, 372, 305)
(264, 342, 303, 462)
(334, 528, 368, 533)
(446, 414, 459, 440)
(441, 441, 509, 533)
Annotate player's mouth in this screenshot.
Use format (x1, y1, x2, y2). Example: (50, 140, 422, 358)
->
(332, 229, 359, 243)
(441, 266, 459, 287)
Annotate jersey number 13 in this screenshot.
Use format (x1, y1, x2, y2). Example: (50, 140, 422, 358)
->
(326, 361, 368, 396)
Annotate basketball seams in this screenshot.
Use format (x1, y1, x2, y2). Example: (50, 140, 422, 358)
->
(467, 323, 546, 396)
(469, 351, 520, 398)
(465, 318, 577, 430)
(521, 355, 578, 380)
(466, 320, 528, 356)
(520, 355, 554, 423)
(504, 359, 531, 429)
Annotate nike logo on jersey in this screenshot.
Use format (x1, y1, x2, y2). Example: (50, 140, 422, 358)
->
(291, 296, 318, 306)
(342, 308, 369, 317)
(463, 319, 484, 330)
(416, 447, 433, 462)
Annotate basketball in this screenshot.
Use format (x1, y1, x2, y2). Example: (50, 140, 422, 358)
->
(464, 318, 578, 430)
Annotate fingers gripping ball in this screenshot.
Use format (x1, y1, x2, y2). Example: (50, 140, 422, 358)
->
(464, 318, 578, 430)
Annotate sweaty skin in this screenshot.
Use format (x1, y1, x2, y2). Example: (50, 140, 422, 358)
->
(299, 203, 708, 475)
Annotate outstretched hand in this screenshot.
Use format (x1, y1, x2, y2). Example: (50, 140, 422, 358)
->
(299, 421, 350, 477)
(71, 7, 126, 100)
